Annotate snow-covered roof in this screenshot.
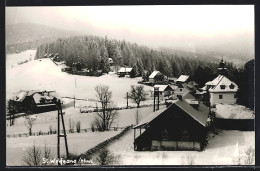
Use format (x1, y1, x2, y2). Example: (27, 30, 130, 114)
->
(176, 75, 189, 82)
(149, 71, 162, 79)
(118, 67, 133, 73)
(208, 75, 238, 92)
(215, 104, 254, 119)
(133, 92, 209, 128)
(153, 85, 173, 92)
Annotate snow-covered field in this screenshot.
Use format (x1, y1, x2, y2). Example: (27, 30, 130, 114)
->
(6, 131, 119, 166)
(6, 50, 36, 69)
(6, 106, 155, 134)
(107, 130, 255, 165)
(215, 104, 255, 119)
(6, 50, 153, 108)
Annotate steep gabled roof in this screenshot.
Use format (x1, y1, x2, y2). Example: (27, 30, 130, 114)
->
(153, 85, 173, 92)
(118, 67, 133, 73)
(176, 75, 189, 82)
(133, 93, 209, 129)
(208, 75, 238, 92)
(133, 106, 169, 129)
(149, 71, 162, 79)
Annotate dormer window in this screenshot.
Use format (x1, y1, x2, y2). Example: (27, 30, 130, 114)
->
(229, 83, 235, 89)
(220, 85, 226, 89)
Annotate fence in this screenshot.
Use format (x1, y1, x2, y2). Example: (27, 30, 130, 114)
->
(79, 125, 132, 158)
(6, 126, 129, 138)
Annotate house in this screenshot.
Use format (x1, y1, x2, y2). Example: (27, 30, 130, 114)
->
(174, 81, 198, 97)
(117, 67, 134, 77)
(8, 90, 59, 114)
(176, 75, 190, 85)
(133, 92, 209, 151)
(205, 75, 239, 106)
(149, 71, 164, 84)
(153, 85, 174, 97)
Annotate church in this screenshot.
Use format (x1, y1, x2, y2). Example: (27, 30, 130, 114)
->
(200, 58, 239, 107)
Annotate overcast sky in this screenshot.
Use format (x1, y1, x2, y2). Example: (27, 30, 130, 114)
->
(6, 5, 254, 55)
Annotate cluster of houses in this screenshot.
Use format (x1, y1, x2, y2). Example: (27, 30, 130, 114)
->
(132, 59, 253, 152)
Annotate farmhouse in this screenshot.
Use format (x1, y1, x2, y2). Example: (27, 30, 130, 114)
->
(153, 85, 174, 97)
(133, 92, 209, 151)
(8, 90, 59, 113)
(117, 67, 134, 77)
(149, 71, 164, 84)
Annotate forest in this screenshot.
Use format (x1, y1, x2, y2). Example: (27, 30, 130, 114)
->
(36, 35, 254, 110)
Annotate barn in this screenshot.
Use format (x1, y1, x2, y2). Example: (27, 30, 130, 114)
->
(133, 92, 209, 151)
(8, 90, 59, 114)
(149, 71, 164, 84)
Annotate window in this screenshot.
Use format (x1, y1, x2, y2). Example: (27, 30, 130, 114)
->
(219, 95, 223, 99)
(220, 85, 226, 89)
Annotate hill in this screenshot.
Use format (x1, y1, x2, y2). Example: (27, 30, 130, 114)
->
(6, 23, 78, 54)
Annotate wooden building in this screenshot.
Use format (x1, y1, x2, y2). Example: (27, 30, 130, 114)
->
(174, 81, 198, 97)
(133, 92, 209, 151)
(8, 90, 59, 114)
(149, 71, 164, 84)
(117, 67, 134, 77)
(176, 75, 190, 85)
(153, 85, 174, 98)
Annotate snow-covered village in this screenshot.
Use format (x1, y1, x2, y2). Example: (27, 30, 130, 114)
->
(5, 6, 255, 166)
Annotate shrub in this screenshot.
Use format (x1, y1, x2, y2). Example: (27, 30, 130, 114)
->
(94, 148, 119, 165)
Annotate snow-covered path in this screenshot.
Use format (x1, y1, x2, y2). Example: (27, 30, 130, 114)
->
(107, 130, 255, 165)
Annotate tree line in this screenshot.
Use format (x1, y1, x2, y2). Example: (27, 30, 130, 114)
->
(35, 35, 254, 110)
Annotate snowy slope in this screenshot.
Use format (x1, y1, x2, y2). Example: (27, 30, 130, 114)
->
(6, 52, 152, 107)
(6, 50, 37, 69)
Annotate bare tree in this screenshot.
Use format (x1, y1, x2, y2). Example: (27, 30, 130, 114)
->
(23, 142, 53, 166)
(25, 116, 36, 136)
(95, 84, 118, 131)
(22, 142, 42, 166)
(129, 85, 148, 108)
(135, 109, 142, 125)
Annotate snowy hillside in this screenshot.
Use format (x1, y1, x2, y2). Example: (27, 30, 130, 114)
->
(6, 51, 152, 107)
(6, 50, 37, 69)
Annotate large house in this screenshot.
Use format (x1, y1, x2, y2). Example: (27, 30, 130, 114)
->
(117, 67, 134, 77)
(133, 92, 209, 151)
(8, 90, 59, 113)
(200, 59, 239, 107)
(203, 75, 239, 106)
(149, 71, 164, 84)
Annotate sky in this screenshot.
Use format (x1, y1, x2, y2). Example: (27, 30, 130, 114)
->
(6, 5, 254, 57)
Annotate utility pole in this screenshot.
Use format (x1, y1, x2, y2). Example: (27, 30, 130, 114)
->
(126, 92, 128, 108)
(74, 78, 76, 109)
(57, 100, 69, 165)
(154, 87, 159, 112)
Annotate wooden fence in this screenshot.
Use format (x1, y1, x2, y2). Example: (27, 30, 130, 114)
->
(6, 126, 129, 138)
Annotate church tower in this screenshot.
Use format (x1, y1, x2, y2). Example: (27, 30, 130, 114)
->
(218, 56, 228, 75)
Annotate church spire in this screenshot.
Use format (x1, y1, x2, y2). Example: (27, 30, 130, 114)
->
(218, 56, 227, 75)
